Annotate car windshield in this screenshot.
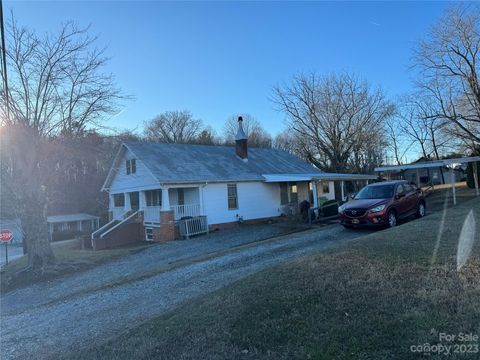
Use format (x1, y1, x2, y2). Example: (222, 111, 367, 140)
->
(355, 185, 394, 199)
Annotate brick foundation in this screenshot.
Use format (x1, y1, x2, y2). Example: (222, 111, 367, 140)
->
(152, 210, 176, 242)
(92, 211, 144, 250)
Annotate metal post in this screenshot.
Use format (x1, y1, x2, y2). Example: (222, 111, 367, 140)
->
(474, 161, 479, 197)
(312, 180, 318, 208)
(451, 171, 456, 206)
(5, 241, 8, 265)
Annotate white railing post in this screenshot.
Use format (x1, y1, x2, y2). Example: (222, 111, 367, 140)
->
(162, 187, 170, 211)
(124, 192, 131, 212)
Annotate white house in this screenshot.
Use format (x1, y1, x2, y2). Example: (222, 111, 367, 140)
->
(92, 118, 375, 247)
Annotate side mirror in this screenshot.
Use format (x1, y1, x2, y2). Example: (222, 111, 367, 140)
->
(395, 193, 406, 199)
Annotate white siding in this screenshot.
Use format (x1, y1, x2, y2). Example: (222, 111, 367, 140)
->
(109, 151, 159, 194)
(203, 182, 282, 225)
(317, 181, 335, 201)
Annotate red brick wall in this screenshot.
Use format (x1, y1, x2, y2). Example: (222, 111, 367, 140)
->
(93, 212, 144, 250)
(152, 210, 176, 242)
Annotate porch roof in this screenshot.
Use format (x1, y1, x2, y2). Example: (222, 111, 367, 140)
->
(47, 213, 100, 224)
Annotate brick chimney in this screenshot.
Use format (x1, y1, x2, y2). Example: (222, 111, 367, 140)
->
(235, 116, 248, 161)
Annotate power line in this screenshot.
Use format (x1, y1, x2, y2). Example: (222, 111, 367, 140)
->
(0, 0, 9, 120)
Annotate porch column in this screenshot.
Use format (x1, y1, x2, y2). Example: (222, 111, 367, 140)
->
(474, 161, 479, 197)
(78, 221, 82, 231)
(161, 187, 170, 210)
(340, 181, 345, 202)
(416, 169, 420, 187)
(139, 190, 147, 209)
(109, 194, 115, 209)
(312, 181, 318, 208)
(199, 186, 205, 215)
(124, 192, 131, 212)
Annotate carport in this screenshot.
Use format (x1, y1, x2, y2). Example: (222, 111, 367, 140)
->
(263, 173, 378, 206)
(375, 156, 480, 205)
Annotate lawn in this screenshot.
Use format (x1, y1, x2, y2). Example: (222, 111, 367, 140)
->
(0, 239, 154, 292)
(66, 196, 480, 359)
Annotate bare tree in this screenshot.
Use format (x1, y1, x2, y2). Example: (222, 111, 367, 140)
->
(0, 18, 123, 136)
(413, 3, 480, 144)
(399, 96, 457, 160)
(143, 110, 203, 143)
(0, 17, 124, 271)
(272, 72, 394, 173)
(222, 113, 272, 148)
(385, 117, 410, 165)
(194, 126, 220, 145)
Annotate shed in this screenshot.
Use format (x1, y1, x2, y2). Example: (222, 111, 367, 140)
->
(47, 213, 100, 241)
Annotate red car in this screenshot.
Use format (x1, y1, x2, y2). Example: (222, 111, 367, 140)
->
(339, 180, 426, 228)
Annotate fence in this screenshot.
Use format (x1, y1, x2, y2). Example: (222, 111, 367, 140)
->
(178, 216, 208, 239)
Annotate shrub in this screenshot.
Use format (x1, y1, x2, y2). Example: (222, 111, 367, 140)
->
(322, 200, 339, 216)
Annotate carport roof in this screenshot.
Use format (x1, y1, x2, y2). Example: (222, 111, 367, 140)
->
(375, 156, 480, 172)
(47, 213, 100, 223)
(262, 173, 377, 182)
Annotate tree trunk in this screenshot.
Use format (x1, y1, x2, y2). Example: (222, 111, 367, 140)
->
(22, 194, 55, 270)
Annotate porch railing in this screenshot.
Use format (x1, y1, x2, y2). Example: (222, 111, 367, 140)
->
(143, 206, 161, 225)
(178, 216, 208, 239)
(170, 203, 201, 220)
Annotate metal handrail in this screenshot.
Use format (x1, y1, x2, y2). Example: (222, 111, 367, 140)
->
(100, 210, 139, 238)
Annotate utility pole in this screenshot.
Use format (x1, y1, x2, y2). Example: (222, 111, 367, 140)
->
(0, 0, 9, 119)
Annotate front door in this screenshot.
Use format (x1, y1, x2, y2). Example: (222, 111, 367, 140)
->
(130, 192, 139, 211)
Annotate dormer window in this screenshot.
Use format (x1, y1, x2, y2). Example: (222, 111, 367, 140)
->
(126, 159, 136, 175)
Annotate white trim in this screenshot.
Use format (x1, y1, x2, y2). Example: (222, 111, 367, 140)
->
(375, 156, 480, 172)
(100, 211, 138, 239)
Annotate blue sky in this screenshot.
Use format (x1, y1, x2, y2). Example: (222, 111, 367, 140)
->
(5, 1, 451, 137)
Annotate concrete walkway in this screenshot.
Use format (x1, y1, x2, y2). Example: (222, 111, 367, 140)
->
(0, 224, 373, 360)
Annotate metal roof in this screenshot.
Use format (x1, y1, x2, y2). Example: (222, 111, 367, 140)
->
(47, 213, 100, 223)
(262, 173, 377, 182)
(375, 156, 480, 172)
(123, 142, 322, 184)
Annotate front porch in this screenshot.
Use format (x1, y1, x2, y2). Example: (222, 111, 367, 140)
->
(109, 186, 204, 227)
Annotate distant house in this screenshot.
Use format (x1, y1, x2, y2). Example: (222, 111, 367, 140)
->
(47, 213, 100, 241)
(399, 158, 465, 185)
(93, 117, 375, 248)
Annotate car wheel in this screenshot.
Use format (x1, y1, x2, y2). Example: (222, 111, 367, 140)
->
(416, 201, 426, 218)
(387, 210, 397, 228)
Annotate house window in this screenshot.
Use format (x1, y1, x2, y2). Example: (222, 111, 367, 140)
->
(145, 190, 162, 207)
(280, 183, 289, 205)
(113, 193, 125, 207)
(227, 184, 238, 210)
(126, 159, 136, 175)
(290, 182, 298, 204)
(145, 227, 154, 241)
(321, 181, 330, 193)
(178, 188, 185, 206)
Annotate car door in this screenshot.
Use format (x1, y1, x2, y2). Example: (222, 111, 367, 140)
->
(403, 183, 418, 213)
(394, 184, 408, 215)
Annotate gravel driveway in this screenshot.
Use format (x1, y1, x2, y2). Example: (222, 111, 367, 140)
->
(0, 223, 373, 360)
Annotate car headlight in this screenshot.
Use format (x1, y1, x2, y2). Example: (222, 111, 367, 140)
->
(369, 204, 386, 213)
(338, 204, 346, 213)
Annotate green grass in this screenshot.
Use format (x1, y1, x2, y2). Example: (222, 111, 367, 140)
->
(0, 239, 154, 292)
(66, 196, 480, 360)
